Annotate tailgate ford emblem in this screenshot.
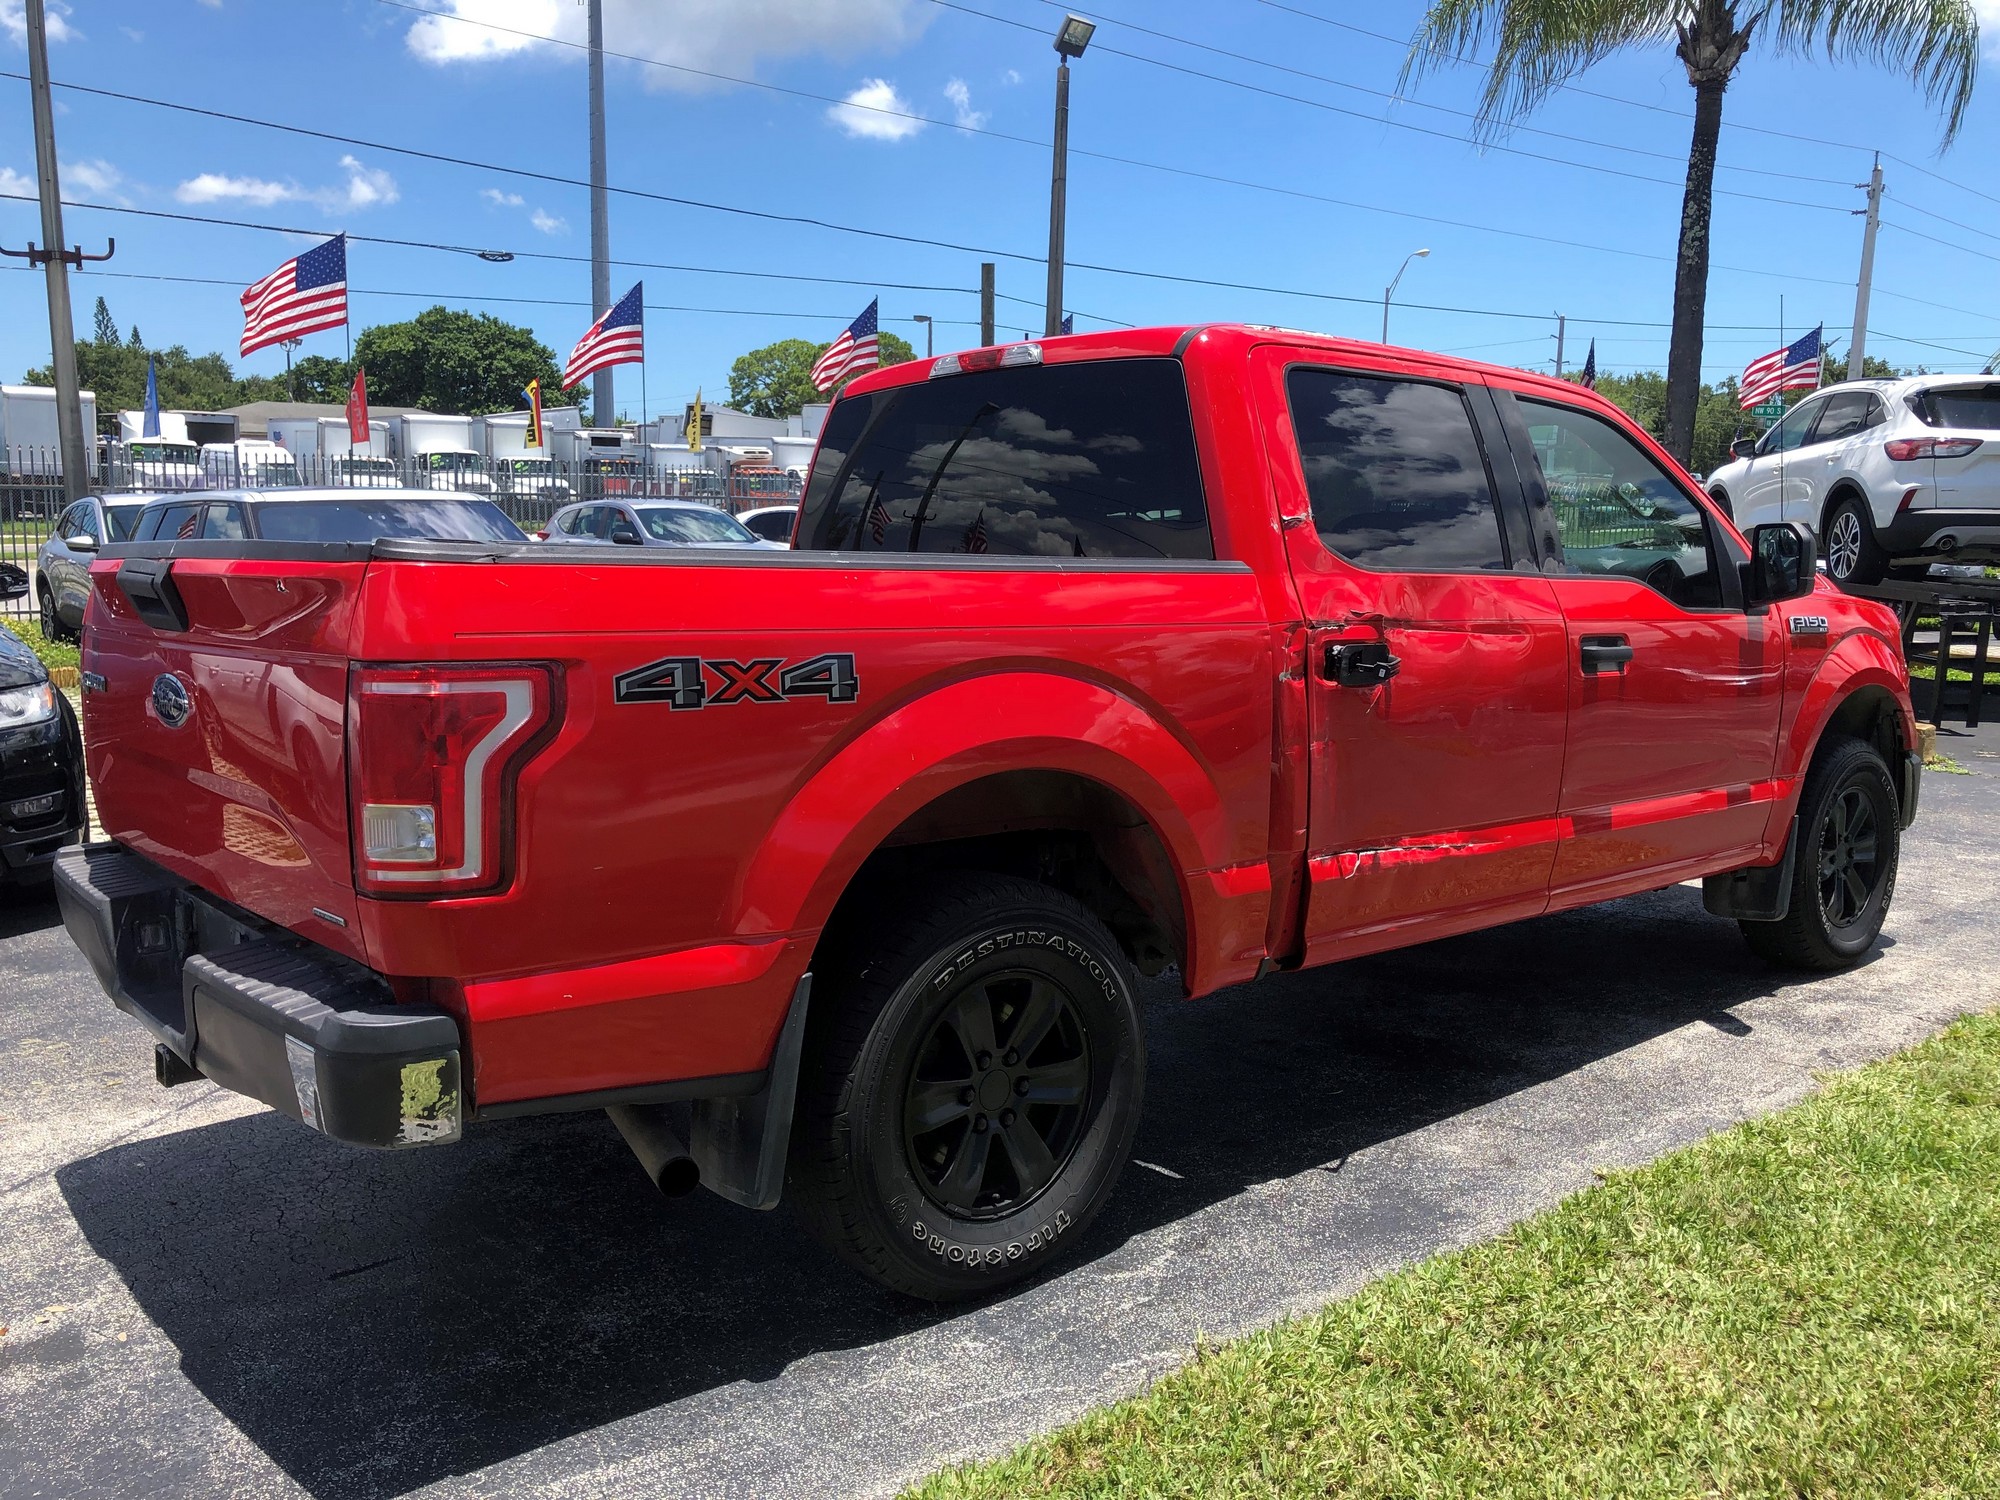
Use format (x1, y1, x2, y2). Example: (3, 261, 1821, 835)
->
(151, 673, 192, 729)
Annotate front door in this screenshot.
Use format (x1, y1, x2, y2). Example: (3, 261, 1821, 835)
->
(1260, 350, 1570, 966)
(1497, 391, 1787, 903)
(1738, 394, 1829, 532)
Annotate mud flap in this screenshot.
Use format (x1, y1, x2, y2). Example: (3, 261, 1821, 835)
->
(1702, 817, 1799, 923)
(689, 974, 811, 1211)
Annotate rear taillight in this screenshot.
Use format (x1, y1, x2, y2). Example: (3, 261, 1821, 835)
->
(1886, 436, 1982, 461)
(348, 664, 557, 897)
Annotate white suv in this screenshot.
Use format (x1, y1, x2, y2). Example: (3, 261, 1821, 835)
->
(1703, 375, 2000, 587)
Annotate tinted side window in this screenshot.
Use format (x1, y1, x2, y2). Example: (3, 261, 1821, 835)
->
(798, 359, 1211, 559)
(1518, 397, 1722, 609)
(1758, 400, 1823, 455)
(148, 503, 203, 541)
(1286, 369, 1508, 572)
(1917, 384, 2000, 430)
(201, 503, 247, 540)
(51, 503, 81, 541)
(1811, 391, 1875, 444)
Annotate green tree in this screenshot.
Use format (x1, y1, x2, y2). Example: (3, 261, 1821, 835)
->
(727, 329, 917, 418)
(127, 325, 142, 348)
(91, 296, 118, 345)
(1405, 0, 1978, 467)
(351, 306, 572, 416)
(25, 340, 249, 432)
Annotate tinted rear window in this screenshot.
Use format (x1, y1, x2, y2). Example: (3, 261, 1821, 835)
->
(105, 506, 144, 541)
(251, 499, 525, 543)
(1918, 385, 2000, 431)
(636, 507, 758, 544)
(797, 358, 1211, 559)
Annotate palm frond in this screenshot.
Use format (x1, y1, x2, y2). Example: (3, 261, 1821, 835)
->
(1776, 0, 1980, 143)
(1403, 0, 1689, 131)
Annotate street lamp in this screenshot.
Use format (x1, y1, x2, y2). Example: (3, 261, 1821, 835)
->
(912, 313, 934, 359)
(1381, 248, 1430, 345)
(1045, 13, 1094, 339)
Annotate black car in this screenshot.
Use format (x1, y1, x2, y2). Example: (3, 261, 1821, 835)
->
(0, 565, 86, 888)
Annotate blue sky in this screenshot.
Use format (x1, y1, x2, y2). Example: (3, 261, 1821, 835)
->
(5, 0, 2000, 422)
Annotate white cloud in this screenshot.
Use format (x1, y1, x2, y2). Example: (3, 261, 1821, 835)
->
(175, 156, 398, 211)
(62, 157, 128, 204)
(1975, 0, 2000, 56)
(0, 165, 32, 196)
(828, 78, 924, 140)
(529, 207, 567, 235)
(944, 77, 985, 130)
(481, 187, 525, 207)
(2, 0, 75, 45)
(195, 0, 221, 8)
(404, 0, 928, 92)
(1001, 67, 1022, 85)
(120, 24, 142, 42)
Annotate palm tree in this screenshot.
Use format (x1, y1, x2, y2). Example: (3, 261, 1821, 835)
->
(1403, 0, 1979, 465)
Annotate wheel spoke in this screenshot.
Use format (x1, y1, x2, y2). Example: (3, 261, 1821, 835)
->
(1843, 865, 1870, 916)
(1019, 1053, 1089, 1106)
(1005, 979, 1065, 1062)
(1850, 835, 1877, 865)
(1829, 796, 1849, 842)
(999, 1116, 1058, 1197)
(933, 1123, 993, 1212)
(945, 991, 997, 1064)
(906, 1079, 973, 1133)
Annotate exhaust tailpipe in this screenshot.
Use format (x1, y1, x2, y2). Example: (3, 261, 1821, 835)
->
(1937, 533, 1959, 554)
(607, 1104, 702, 1197)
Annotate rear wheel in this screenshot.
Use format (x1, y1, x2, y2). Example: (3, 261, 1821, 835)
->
(1707, 488, 1734, 521)
(790, 872, 1146, 1301)
(1823, 495, 1889, 589)
(37, 585, 68, 644)
(1740, 736, 1900, 972)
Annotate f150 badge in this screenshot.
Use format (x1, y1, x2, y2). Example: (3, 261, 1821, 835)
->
(614, 652, 858, 710)
(1789, 615, 1830, 637)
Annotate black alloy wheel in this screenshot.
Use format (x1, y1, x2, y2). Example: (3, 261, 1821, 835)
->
(1816, 785, 1881, 933)
(903, 970, 1091, 1220)
(1740, 735, 1900, 971)
(790, 871, 1146, 1301)
(38, 585, 63, 644)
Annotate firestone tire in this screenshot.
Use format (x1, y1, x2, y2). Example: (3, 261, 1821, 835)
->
(789, 872, 1146, 1302)
(1740, 736, 1900, 972)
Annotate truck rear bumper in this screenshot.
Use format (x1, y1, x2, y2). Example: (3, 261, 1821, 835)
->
(55, 844, 463, 1149)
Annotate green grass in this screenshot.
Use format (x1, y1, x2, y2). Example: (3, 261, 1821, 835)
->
(911, 1012, 2000, 1500)
(4, 615, 79, 673)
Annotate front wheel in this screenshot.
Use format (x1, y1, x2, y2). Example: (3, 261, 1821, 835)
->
(790, 872, 1146, 1300)
(1823, 496, 1889, 589)
(1740, 736, 1900, 971)
(37, 585, 67, 644)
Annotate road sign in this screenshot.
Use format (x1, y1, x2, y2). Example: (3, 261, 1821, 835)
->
(1751, 402, 1785, 421)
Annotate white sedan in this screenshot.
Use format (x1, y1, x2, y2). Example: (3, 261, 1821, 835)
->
(1703, 375, 2000, 587)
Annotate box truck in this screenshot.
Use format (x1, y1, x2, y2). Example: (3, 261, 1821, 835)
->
(386, 413, 492, 496)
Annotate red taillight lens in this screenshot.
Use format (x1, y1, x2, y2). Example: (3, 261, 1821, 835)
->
(1886, 436, 1983, 461)
(348, 664, 557, 897)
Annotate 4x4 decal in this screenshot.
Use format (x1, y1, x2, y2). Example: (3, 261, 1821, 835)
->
(614, 652, 859, 710)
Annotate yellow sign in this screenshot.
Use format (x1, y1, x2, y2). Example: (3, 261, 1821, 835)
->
(688, 388, 703, 453)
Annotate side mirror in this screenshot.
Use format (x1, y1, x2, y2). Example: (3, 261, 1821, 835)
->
(0, 563, 27, 601)
(1730, 437, 1759, 460)
(609, 526, 642, 546)
(67, 533, 98, 553)
(1745, 522, 1814, 606)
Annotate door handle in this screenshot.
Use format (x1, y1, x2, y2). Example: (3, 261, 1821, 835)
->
(1579, 635, 1634, 676)
(1325, 640, 1402, 687)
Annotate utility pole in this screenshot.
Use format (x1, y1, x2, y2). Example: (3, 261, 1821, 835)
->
(26, 0, 88, 504)
(1553, 313, 1566, 379)
(980, 262, 995, 347)
(1045, 16, 1094, 339)
(1848, 153, 1883, 383)
(586, 0, 612, 427)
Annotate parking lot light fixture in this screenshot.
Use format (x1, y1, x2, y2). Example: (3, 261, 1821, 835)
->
(1045, 15, 1094, 339)
(913, 313, 933, 359)
(1382, 248, 1431, 345)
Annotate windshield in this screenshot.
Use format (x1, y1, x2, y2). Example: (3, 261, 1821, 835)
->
(509, 458, 555, 475)
(129, 442, 196, 464)
(335, 458, 397, 475)
(637, 507, 760, 545)
(425, 452, 480, 471)
(584, 457, 637, 474)
(252, 499, 525, 543)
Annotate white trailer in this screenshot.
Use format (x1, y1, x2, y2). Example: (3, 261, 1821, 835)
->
(1, 384, 99, 473)
(385, 412, 492, 495)
(269, 417, 396, 487)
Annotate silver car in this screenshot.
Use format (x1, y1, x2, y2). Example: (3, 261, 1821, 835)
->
(541, 499, 784, 549)
(35, 494, 156, 641)
(735, 504, 800, 546)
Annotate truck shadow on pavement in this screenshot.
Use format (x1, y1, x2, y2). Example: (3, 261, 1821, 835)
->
(57, 883, 1865, 1500)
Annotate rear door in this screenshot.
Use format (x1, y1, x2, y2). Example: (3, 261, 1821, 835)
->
(84, 546, 371, 956)
(1258, 348, 1570, 964)
(1918, 382, 2000, 513)
(1494, 390, 1786, 901)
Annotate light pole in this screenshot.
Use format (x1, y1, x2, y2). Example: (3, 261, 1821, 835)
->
(586, 0, 613, 427)
(912, 314, 934, 359)
(1045, 14, 1094, 340)
(1380, 248, 1430, 345)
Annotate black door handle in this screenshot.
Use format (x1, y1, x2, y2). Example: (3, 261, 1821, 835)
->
(1579, 635, 1634, 675)
(1325, 640, 1402, 687)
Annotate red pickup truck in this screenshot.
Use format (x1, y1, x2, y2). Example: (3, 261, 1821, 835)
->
(58, 326, 1920, 1300)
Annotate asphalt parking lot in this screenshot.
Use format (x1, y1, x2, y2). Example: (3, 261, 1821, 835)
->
(5, 722, 1998, 1500)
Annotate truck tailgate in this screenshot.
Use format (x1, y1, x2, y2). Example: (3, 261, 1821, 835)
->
(85, 552, 369, 960)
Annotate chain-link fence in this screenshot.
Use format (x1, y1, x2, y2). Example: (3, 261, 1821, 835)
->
(2, 443, 803, 620)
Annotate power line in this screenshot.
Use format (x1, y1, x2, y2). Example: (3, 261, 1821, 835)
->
(925, 0, 1848, 212)
(1881, 218, 2000, 266)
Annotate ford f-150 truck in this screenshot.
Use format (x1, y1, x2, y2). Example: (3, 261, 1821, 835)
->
(58, 325, 1921, 1300)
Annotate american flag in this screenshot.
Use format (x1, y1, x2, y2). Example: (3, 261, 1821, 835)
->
(866, 491, 892, 544)
(959, 509, 989, 554)
(563, 281, 644, 390)
(240, 234, 348, 357)
(1740, 325, 1824, 409)
(812, 299, 880, 392)
(1579, 339, 1597, 391)
(1060, 313, 1074, 335)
